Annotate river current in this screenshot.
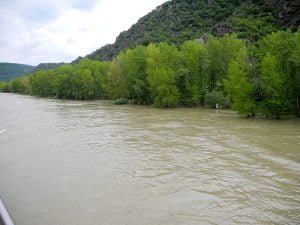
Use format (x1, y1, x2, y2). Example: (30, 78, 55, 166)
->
(0, 93, 299, 225)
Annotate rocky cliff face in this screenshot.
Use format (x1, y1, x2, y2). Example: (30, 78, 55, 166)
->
(86, 0, 299, 62)
(266, 0, 300, 29)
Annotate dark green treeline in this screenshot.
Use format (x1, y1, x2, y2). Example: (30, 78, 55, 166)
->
(1, 30, 300, 118)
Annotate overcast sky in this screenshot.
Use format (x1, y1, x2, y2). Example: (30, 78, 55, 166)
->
(0, 0, 168, 66)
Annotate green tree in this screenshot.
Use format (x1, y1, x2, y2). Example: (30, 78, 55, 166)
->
(224, 49, 258, 116)
(90, 60, 109, 99)
(73, 58, 108, 99)
(122, 46, 149, 104)
(30, 70, 55, 96)
(290, 31, 300, 117)
(256, 30, 297, 116)
(178, 40, 208, 106)
(10, 76, 31, 94)
(146, 43, 180, 107)
(106, 53, 129, 99)
(0, 81, 10, 92)
(205, 34, 246, 91)
(260, 54, 289, 118)
(52, 64, 74, 99)
(205, 90, 229, 108)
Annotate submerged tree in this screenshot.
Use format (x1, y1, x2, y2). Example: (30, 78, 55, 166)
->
(260, 54, 288, 118)
(205, 34, 245, 91)
(224, 49, 258, 116)
(122, 45, 149, 104)
(178, 40, 208, 106)
(147, 43, 180, 107)
(256, 30, 298, 117)
(290, 31, 300, 117)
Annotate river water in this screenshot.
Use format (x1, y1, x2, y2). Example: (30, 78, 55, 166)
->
(0, 93, 299, 225)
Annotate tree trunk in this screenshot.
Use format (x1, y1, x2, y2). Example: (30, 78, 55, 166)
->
(297, 96, 300, 117)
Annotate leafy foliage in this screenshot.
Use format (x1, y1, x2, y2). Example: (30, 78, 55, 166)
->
(224, 30, 300, 118)
(205, 90, 229, 108)
(178, 40, 208, 106)
(146, 43, 180, 107)
(3, 30, 300, 117)
(31, 63, 65, 73)
(206, 34, 245, 91)
(224, 50, 258, 115)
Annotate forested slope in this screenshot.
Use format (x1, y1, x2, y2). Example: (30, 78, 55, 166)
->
(0, 62, 65, 82)
(0, 63, 34, 81)
(31, 63, 65, 73)
(87, 0, 300, 61)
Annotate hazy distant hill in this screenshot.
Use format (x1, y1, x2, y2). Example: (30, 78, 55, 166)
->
(0, 62, 65, 82)
(31, 63, 65, 73)
(0, 63, 34, 81)
(87, 0, 299, 61)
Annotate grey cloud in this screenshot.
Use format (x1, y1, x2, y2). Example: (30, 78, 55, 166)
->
(70, 0, 99, 11)
(0, 0, 168, 65)
(24, 8, 59, 23)
(1, 0, 98, 24)
(67, 38, 76, 44)
(0, 0, 102, 64)
(19, 1, 65, 23)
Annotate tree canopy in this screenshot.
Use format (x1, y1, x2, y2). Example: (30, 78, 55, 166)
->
(2, 30, 300, 118)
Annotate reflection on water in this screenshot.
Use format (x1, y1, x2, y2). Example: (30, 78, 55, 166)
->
(0, 93, 300, 225)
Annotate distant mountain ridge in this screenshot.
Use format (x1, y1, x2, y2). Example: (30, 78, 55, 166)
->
(0, 63, 34, 82)
(87, 0, 300, 61)
(31, 63, 65, 73)
(0, 62, 64, 82)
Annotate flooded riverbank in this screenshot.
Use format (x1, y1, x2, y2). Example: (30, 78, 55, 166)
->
(0, 93, 299, 225)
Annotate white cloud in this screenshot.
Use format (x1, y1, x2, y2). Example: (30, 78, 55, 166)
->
(0, 0, 168, 65)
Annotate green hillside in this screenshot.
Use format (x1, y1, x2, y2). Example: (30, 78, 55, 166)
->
(87, 0, 299, 61)
(0, 62, 65, 82)
(0, 63, 34, 81)
(31, 63, 65, 73)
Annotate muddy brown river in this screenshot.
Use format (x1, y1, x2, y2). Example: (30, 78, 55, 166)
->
(0, 93, 299, 225)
